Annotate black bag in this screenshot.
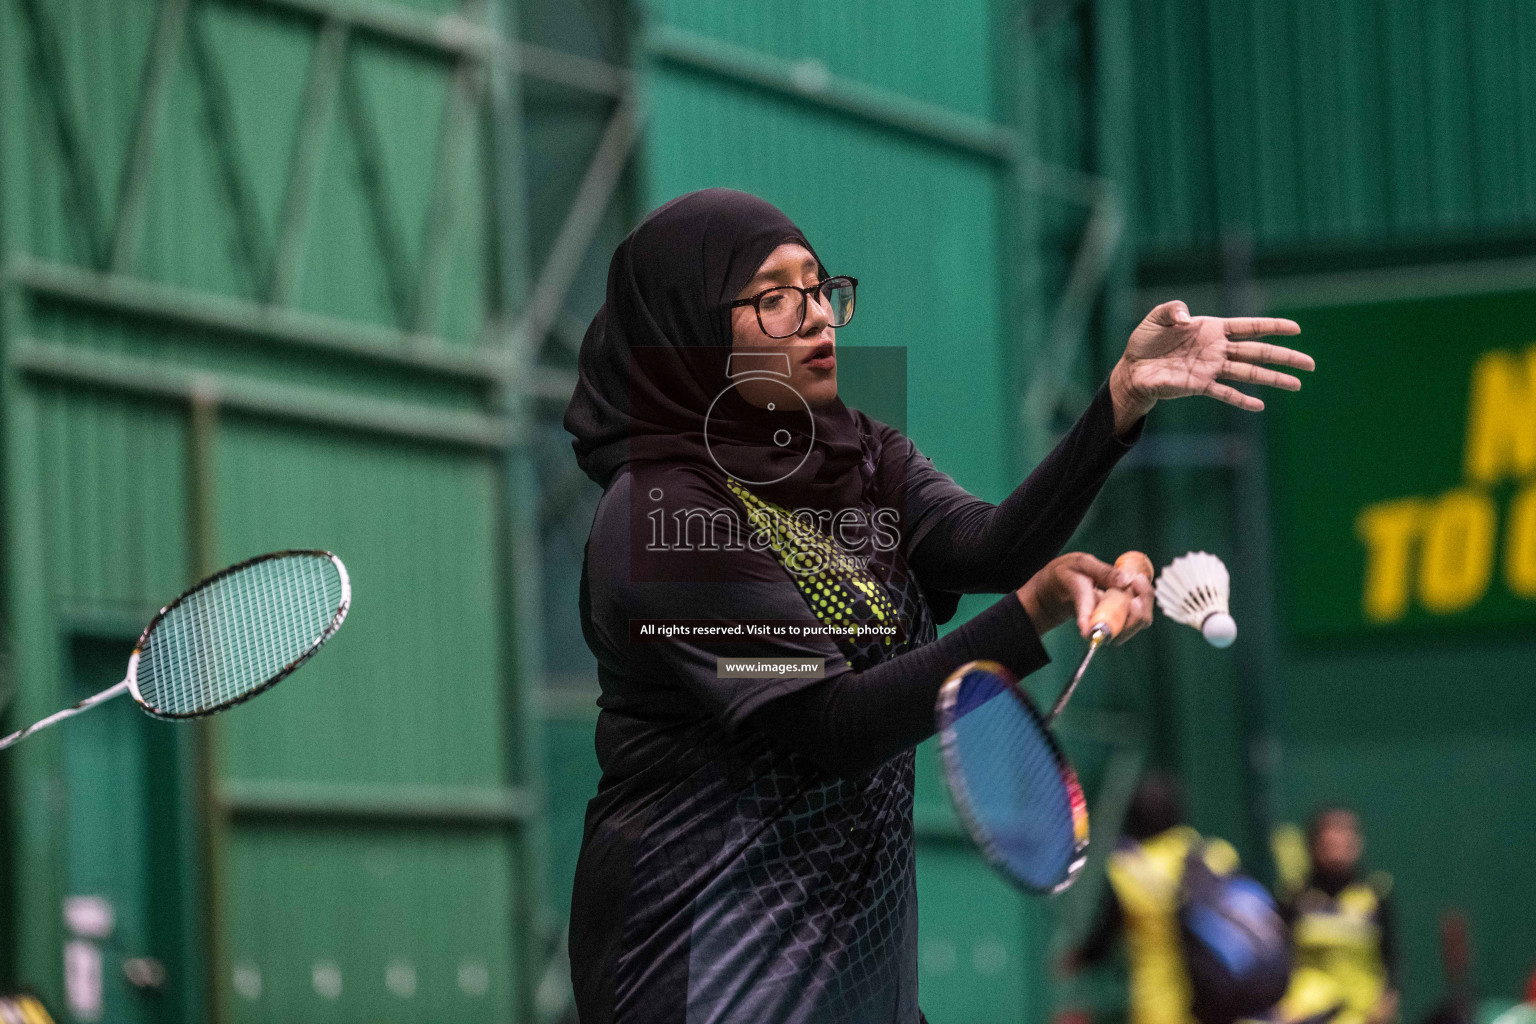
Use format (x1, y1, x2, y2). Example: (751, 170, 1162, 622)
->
(1179, 846, 1292, 1024)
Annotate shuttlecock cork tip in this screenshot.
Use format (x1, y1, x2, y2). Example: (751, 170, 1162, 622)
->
(1202, 612, 1237, 649)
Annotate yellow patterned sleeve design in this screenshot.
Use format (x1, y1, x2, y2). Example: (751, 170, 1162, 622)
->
(726, 479, 899, 647)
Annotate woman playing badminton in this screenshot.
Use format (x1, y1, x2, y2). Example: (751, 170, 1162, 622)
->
(562, 188, 1310, 1024)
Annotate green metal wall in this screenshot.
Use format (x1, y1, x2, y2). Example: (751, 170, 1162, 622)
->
(1120, 3, 1536, 1020)
(1135, 0, 1536, 262)
(640, 9, 1010, 498)
(0, 1, 545, 1021)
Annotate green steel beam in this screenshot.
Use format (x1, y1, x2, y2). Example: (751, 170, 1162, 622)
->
(519, 40, 630, 98)
(485, 0, 548, 1018)
(15, 0, 105, 266)
(0, 279, 63, 1004)
(516, 92, 641, 360)
(195, 720, 227, 1024)
(1007, 0, 1130, 464)
(1117, 432, 1254, 470)
(219, 778, 539, 826)
(1091, 0, 1138, 360)
(10, 341, 510, 451)
(54, 606, 162, 642)
(187, 389, 227, 1024)
(1138, 251, 1536, 314)
(233, 0, 495, 63)
(998, 3, 1048, 480)
(1018, 179, 1124, 462)
(339, 58, 415, 328)
(268, 17, 350, 306)
(645, 24, 1016, 163)
(6, 258, 506, 386)
(18, 0, 630, 299)
(185, 4, 274, 293)
(537, 464, 596, 532)
(226, 0, 630, 96)
(414, 57, 485, 334)
(108, 0, 192, 274)
(0, 25, 24, 986)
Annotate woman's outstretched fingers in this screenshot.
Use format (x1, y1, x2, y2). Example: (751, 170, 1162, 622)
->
(1226, 341, 1316, 371)
(1220, 361, 1302, 391)
(1204, 381, 1265, 412)
(1222, 316, 1300, 339)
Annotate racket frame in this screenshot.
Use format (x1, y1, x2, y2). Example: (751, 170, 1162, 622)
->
(127, 549, 351, 720)
(936, 659, 1090, 895)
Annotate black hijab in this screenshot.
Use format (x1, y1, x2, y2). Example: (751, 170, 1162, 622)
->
(563, 188, 878, 514)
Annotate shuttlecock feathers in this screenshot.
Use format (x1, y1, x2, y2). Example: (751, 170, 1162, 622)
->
(1155, 551, 1237, 648)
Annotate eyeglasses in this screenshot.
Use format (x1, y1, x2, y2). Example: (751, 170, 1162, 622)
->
(728, 276, 858, 339)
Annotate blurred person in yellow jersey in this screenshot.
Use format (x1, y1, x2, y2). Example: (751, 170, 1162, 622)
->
(1272, 808, 1398, 1024)
(1061, 774, 1245, 1024)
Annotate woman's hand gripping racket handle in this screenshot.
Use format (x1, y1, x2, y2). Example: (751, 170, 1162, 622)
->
(1048, 551, 1154, 723)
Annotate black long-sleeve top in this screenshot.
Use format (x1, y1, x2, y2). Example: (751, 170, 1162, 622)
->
(748, 382, 1143, 775)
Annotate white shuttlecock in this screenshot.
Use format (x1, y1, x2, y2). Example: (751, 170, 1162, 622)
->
(1155, 551, 1236, 649)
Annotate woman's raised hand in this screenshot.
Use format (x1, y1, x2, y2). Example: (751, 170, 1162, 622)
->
(1107, 300, 1314, 433)
(1017, 552, 1153, 644)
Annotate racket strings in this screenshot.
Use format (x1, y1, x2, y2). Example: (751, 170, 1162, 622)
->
(136, 553, 345, 716)
(945, 670, 1081, 891)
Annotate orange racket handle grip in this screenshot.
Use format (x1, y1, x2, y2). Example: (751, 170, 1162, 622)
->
(1088, 551, 1154, 640)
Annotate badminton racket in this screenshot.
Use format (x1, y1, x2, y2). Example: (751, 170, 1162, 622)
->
(0, 550, 350, 750)
(936, 550, 1150, 894)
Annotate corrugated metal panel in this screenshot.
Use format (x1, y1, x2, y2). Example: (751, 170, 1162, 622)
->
(217, 422, 505, 788)
(642, 0, 995, 120)
(1135, 0, 1536, 257)
(139, 7, 312, 304)
(28, 303, 486, 412)
(642, 67, 1011, 500)
(36, 385, 190, 606)
(0, 0, 535, 1019)
(228, 825, 514, 1024)
(9, 0, 491, 341)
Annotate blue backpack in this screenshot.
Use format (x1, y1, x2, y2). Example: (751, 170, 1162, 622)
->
(1179, 846, 1292, 1024)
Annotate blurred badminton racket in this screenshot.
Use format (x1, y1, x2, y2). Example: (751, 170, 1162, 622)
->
(0, 550, 349, 750)
(936, 550, 1152, 894)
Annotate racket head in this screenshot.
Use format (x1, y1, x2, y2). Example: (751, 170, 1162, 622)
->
(127, 550, 351, 719)
(936, 659, 1089, 894)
